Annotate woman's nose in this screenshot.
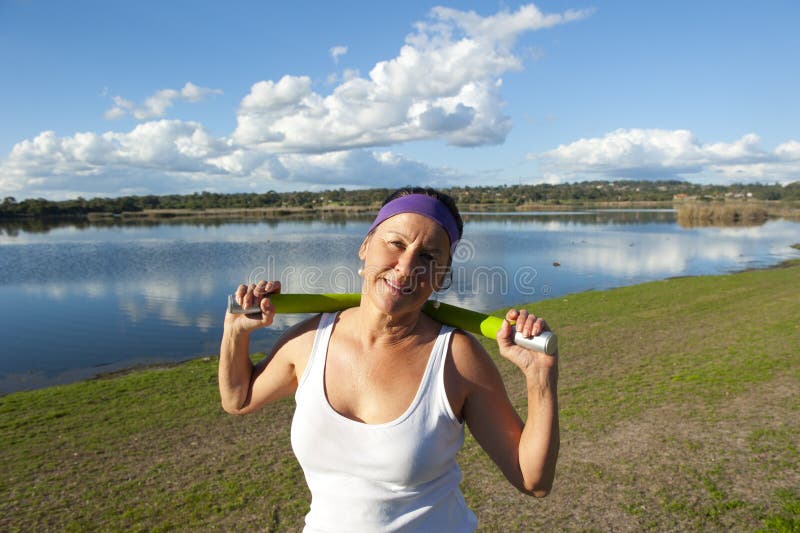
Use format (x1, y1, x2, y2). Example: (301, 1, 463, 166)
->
(394, 250, 418, 278)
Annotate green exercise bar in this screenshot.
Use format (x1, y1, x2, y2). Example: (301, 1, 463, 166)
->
(228, 293, 557, 355)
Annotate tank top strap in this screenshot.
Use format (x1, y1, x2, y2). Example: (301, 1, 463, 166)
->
(427, 324, 460, 424)
(428, 323, 455, 375)
(296, 311, 337, 392)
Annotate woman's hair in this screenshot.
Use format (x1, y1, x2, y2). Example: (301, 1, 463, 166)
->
(380, 186, 463, 241)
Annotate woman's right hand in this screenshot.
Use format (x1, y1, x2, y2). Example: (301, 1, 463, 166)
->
(224, 280, 281, 335)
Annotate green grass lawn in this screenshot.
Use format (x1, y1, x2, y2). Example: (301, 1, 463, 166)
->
(2, 260, 799, 531)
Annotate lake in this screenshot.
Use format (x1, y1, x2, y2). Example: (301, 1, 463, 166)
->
(1, 210, 798, 393)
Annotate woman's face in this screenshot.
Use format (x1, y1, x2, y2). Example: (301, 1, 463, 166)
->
(359, 212, 451, 314)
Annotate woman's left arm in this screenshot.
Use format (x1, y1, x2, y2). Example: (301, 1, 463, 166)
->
(456, 308, 559, 497)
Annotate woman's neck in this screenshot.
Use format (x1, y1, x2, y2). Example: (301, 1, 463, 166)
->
(353, 301, 426, 352)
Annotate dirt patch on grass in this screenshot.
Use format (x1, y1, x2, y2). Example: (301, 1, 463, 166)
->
(4, 364, 797, 532)
(468, 373, 799, 531)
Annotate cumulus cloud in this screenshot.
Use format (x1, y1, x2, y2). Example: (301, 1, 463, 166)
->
(0, 119, 459, 198)
(1, 4, 589, 199)
(330, 45, 348, 63)
(0, 121, 236, 198)
(276, 149, 459, 189)
(534, 129, 800, 183)
(232, 3, 591, 152)
(7, 121, 226, 174)
(105, 82, 223, 120)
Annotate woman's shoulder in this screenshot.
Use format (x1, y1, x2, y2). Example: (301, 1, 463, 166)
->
(449, 327, 488, 356)
(271, 312, 325, 361)
(447, 328, 498, 382)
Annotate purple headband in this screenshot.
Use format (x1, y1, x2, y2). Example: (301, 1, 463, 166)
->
(367, 194, 461, 251)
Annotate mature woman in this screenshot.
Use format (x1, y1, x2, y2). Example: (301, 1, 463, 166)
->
(219, 187, 559, 532)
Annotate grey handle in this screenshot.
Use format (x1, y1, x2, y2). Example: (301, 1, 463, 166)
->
(513, 331, 558, 355)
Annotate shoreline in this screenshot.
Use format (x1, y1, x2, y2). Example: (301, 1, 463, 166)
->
(1, 198, 796, 224)
(89, 201, 674, 221)
(1, 201, 797, 241)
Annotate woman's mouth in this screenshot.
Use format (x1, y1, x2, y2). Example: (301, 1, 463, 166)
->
(383, 278, 414, 295)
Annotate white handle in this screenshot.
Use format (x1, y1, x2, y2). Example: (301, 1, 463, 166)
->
(227, 294, 262, 314)
(514, 331, 558, 355)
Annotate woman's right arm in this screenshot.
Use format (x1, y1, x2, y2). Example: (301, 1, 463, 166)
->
(218, 280, 313, 415)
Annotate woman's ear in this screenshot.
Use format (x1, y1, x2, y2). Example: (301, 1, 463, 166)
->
(358, 234, 371, 260)
(433, 264, 452, 292)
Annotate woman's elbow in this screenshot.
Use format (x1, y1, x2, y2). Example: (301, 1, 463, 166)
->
(517, 482, 553, 498)
(220, 396, 250, 415)
(221, 400, 239, 415)
(530, 486, 552, 498)
(515, 473, 555, 498)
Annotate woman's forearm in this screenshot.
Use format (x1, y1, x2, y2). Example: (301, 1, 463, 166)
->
(518, 366, 560, 496)
(218, 327, 255, 413)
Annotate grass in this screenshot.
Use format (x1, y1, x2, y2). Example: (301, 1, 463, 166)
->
(2, 260, 799, 531)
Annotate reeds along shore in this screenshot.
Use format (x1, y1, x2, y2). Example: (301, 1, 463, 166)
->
(675, 201, 798, 228)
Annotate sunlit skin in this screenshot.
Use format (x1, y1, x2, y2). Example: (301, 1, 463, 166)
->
(219, 212, 559, 497)
(356, 212, 452, 331)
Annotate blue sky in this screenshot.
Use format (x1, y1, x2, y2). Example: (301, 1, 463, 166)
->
(1, 1, 798, 200)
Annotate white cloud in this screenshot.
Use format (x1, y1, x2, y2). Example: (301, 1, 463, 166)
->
(180, 81, 221, 102)
(1, 121, 232, 197)
(326, 69, 360, 86)
(105, 82, 222, 120)
(775, 139, 800, 159)
(426, 4, 594, 48)
(1, 4, 590, 199)
(0, 120, 459, 198)
(104, 96, 135, 119)
(330, 45, 348, 63)
(534, 128, 800, 183)
(276, 149, 460, 190)
(232, 3, 589, 152)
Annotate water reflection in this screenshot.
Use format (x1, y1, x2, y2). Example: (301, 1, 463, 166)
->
(1, 210, 798, 393)
(0, 213, 374, 239)
(463, 209, 678, 226)
(0, 209, 680, 241)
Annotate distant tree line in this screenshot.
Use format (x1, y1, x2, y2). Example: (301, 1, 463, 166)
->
(1, 180, 798, 219)
(449, 180, 800, 205)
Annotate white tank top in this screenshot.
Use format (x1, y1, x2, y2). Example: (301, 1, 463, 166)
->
(291, 312, 477, 532)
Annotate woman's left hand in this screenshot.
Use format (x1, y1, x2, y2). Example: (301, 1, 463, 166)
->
(496, 309, 558, 379)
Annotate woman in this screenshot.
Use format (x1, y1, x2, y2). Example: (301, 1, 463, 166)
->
(219, 187, 559, 532)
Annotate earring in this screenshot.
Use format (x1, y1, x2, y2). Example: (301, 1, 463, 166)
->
(357, 262, 364, 277)
(431, 292, 441, 309)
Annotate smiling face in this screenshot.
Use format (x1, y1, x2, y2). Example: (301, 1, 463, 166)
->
(359, 212, 451, 315)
